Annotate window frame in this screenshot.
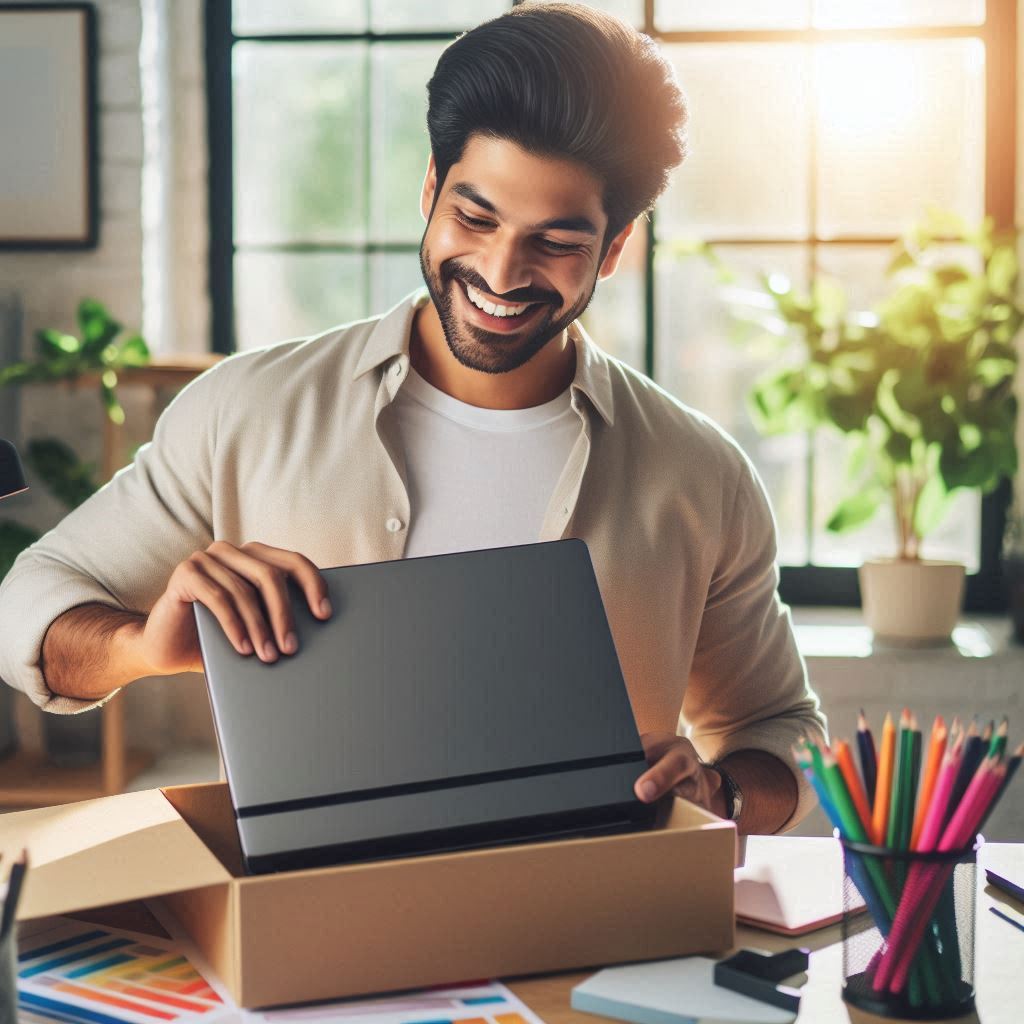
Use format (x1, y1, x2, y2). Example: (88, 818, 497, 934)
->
(205, 0, 1017, 611)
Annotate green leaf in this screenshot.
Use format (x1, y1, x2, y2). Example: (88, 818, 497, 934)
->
(987, 245, 1019, 297)
(101, 383, 125, 425)
(884, 431, 913, 464)
(78, 298, 122, 356)
(36, 328, 80, 359)
(826, 489, 884, 533)
(823, 390, 873, 433)
(0, 519, 41, 582)
(913, 474, 953, 539)
(939, 443, 996, 491)
(118, 334, 151, 367)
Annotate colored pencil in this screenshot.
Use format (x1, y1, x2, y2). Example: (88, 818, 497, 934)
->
(875, 758, 1005, 994)
(835, 739, 872, 834)
(948, 717, 984, 819)
(858, 709, 878, 809)
(910, 716, 947, 850)
(887, 709, 912, 849)
(0, 848, 27, 940)
(871, 712, 896, 846)
(904, 713, 921, 850)
(976, 742, 1022, 834)
(916, 731, 964, 853)
(989, 717, 1009, 760)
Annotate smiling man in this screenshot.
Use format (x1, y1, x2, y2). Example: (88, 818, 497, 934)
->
(0, 2, 826, 834)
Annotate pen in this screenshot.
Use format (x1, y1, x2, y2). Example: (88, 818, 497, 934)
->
(0, 849, 27, 940)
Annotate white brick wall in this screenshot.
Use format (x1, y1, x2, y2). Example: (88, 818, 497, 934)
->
(0, 0, 210, 755)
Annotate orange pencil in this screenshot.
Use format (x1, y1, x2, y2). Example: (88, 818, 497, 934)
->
(835, 738, 872, 833)
(910, 715, 947, 850)
(871, 711, 896, 845)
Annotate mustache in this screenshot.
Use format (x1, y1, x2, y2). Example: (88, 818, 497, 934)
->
(444, 263, 559, 307)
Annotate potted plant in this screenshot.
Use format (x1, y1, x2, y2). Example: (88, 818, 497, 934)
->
(708, 209, 1021, 643)
(0, 298, 149, 763)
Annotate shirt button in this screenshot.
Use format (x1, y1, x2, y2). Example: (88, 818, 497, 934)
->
(386, 517, 404, 533)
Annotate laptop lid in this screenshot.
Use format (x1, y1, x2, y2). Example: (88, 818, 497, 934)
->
(195, 539, 654, 872)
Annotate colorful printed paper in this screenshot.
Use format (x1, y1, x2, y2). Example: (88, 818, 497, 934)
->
(16, 916, 233, 1024)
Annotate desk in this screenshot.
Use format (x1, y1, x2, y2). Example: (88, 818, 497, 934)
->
(72, 841, 1023, 1024)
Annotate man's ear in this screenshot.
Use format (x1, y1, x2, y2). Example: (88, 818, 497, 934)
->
(597, 219, 637, 280)
(420, 154, 438, 223)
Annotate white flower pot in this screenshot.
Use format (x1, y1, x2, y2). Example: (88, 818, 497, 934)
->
(858, 558, 966, 646)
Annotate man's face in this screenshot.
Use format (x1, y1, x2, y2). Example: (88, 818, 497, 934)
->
(418, 135, 629, 375)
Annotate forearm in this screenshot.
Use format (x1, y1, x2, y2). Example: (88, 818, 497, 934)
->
(717, 748, 799, 835)
(40, 603, 154, 702)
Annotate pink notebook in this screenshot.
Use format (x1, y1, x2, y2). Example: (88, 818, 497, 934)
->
(735, 836, 866, 936)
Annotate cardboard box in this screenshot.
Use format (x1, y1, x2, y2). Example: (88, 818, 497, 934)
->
(0, 782, 735, 1008)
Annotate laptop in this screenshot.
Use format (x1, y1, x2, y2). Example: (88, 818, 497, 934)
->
(195, 539, 658, 874)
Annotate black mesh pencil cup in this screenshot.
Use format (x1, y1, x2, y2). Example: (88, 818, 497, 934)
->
(839, 835, 979, 1021)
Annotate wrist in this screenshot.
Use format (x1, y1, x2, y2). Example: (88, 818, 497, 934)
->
(702, 763, 729, 819)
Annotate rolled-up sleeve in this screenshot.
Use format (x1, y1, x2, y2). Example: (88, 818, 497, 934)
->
(0, 366, 221, 714)
(683, 451, 828, 832)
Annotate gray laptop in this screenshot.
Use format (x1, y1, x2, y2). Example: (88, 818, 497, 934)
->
(194, 539, 657, 874)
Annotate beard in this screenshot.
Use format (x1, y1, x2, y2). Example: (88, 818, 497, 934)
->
(418, 244, 596, 375)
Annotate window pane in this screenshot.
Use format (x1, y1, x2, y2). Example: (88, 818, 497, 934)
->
(369, 250, 427, 313)
(370, 0, 506, 32)
(653, 243, 812, 565)
(233, 0, 367, 34)
(815, 40, 985, 238)
(656, 0, 811, 31)
(371, 43, 446, 243)
(234, 43, 367, 246)
(813, 0, 984, 29)
(660, 45, 811, 240)
(534, 0, 645, 28)
(579, 218, 647, 372)
(235, 252, 367, 350)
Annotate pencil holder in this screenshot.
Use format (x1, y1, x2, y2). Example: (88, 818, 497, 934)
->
(839, 835, 979, 1020)
(0, 918, 15, 1024)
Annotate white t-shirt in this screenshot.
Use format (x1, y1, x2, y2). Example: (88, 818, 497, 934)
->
(392, 367, 581, 559)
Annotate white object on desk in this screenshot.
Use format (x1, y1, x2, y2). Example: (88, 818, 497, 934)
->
(571, 957, 796, 1024)
(735, 837, 864, 937)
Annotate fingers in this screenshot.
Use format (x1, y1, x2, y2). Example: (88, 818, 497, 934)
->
(634, 737, 702, 803)
(192, 542, 331, 662)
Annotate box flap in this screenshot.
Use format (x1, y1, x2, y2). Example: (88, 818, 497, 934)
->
(0, 788, 232, 920)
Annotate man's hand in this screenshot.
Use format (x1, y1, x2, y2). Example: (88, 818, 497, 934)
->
(634, 731, 728, 818)
(140, 541, 332, 675)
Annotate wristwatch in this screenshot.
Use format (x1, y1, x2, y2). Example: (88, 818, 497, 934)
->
(709, 762, 744, 823)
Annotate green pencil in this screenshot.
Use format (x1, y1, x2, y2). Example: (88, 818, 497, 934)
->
(888, 708, 911, 849)
(990, 717, 1009, 760)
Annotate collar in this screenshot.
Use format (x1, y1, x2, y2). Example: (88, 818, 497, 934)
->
(352, 287, 615, 427)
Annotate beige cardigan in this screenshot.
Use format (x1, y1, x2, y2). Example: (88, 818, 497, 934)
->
(0, 289, 827, 828)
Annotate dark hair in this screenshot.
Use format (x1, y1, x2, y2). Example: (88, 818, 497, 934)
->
(426, 1, 689, 245)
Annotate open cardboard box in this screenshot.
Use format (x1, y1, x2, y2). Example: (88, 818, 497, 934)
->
(0, 781, 736, 1008)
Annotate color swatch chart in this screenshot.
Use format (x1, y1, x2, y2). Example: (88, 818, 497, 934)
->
(249, 981, 544, 1024)
(17, 916, 231, 1024)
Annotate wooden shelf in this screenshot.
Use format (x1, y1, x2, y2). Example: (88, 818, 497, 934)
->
(0, 747, 151, 807)
(4, 356, 217, 806)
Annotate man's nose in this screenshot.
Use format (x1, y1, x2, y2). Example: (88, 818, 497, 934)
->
(477, 239, 533, 299)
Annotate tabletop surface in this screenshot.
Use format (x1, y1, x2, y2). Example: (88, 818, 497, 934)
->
(65, 840, 1024, 1024)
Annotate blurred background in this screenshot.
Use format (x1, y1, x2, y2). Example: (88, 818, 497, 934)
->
(0, 1, 1021, 837)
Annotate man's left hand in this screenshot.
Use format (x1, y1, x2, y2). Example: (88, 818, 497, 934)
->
(634, 731, 728, 818)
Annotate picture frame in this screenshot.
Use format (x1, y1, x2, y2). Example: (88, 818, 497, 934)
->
(0, 3, 98, 249)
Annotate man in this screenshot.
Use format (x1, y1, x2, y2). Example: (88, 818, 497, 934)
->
(0, 3, 826, 833)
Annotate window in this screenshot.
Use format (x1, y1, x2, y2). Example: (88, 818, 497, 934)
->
(206, 0, 1015, 609)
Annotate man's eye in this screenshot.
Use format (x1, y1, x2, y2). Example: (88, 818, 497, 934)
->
(542, 239, 581, 253)
(455, 211, 492, 228)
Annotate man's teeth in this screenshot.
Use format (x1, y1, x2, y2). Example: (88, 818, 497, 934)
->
(465, 282, 533, 318)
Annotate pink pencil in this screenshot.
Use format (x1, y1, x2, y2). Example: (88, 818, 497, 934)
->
(916, 733, 963, 851)
(886, 762, 1005, 994)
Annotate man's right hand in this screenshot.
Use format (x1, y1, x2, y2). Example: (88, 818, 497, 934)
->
(140, 541, 332, 675)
